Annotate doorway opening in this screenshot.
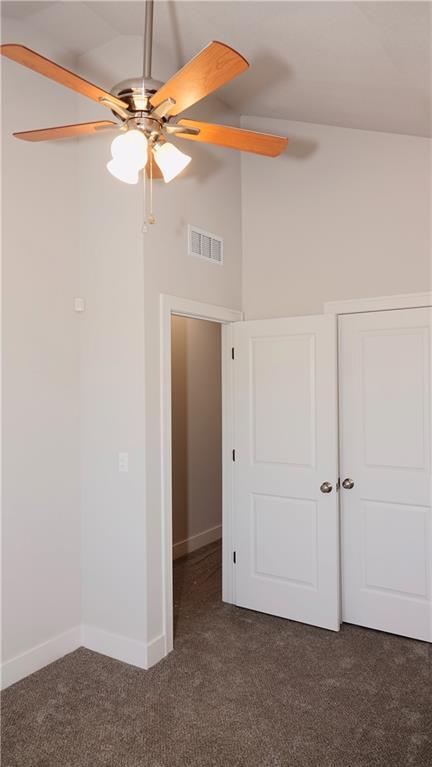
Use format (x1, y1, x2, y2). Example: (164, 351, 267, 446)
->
(160, 295, 242, 656)
(171, 315, 223, 642)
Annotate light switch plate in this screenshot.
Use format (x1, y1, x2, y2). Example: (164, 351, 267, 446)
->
(74, 297, 86, 313)
(118, 452, 129, 472)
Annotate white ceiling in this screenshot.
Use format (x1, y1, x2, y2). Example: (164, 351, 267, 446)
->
(2, 1, 431, 136)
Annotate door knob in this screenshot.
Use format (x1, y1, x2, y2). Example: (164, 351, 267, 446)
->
(342, 478, 354, 490)
(320, 482, 333, 494)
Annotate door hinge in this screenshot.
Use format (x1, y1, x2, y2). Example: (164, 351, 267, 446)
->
(231, 347, 235, 360)
(232, 449, 236, 462)
(233, 551, 236, 564)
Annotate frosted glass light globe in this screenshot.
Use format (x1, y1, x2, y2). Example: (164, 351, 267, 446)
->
(106, 159, 140, 185)
(153, 141, 191, 183)
(107, 129, 148, 184)
(111, 130, 148, 166)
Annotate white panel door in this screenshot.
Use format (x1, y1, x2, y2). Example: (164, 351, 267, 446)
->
(339, 308, 432, 642)
(233, 315, 340, 631)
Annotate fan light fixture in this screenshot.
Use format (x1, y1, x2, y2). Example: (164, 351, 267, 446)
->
(106, 129, 191, 186)
(107, 129, 148, 184)
(153, 141, 191, 183)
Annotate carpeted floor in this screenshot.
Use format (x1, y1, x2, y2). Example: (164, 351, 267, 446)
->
(2, 541, 431, 766)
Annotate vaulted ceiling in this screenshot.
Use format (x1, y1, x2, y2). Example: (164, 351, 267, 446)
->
(2, 1, 431, 137)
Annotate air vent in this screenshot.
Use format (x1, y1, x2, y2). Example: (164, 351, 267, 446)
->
(188, 225, 223, 265)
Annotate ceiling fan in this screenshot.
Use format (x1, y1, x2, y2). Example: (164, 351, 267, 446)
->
(1, 0, 288, 191)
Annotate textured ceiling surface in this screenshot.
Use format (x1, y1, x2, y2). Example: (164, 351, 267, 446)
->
(2, 1, 431, 136)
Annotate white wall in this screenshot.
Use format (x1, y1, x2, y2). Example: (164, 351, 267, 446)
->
(171, 316, 222, 556)
(1, 18, 81, 684)
(241, 116, 431, 318)
(1, 25, 242, 679)
(76, 36, 242, 662)
(76, 37, 148, 659)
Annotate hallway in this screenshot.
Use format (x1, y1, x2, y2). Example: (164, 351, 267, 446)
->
(2, 541, 431, 766)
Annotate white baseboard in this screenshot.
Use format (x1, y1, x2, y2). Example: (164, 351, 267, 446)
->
(1, 627, 169, 689)
(173, 524, 222, 560)
(1, 626, 81, 690)
(146, 633, 167, 668)
(81, 626, 167, 669)
(0, 626, 166, 690)
(81, 625, 148, 669)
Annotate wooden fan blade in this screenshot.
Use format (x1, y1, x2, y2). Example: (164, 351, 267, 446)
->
(0, 44, 128, 110)
(150, 41, 248, 116)
(13, 121, 118, 142)
(176, 119, 288, 157)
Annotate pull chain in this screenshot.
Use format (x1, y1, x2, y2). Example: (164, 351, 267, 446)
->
(142, 151, 156, 232)
(148, 150, 156, 225)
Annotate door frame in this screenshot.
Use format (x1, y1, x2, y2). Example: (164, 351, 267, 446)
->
(160, 294, 243, 654)
(324, 292, 432, 316)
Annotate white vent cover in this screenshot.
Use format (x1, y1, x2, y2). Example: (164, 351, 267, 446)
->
(188, 225, 223, 265)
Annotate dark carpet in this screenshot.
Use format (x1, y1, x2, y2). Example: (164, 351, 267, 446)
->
(2, 541, 431, 766)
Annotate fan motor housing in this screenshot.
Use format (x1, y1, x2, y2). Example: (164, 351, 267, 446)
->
(110, 77, 164, 114)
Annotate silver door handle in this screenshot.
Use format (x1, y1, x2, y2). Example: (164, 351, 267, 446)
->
(320, 482, 333, 494)
(342, 478, 354, 490)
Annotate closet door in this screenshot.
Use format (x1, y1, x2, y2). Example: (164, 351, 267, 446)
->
(233, 314, 340, 631)
(339, 308, 432, 641)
